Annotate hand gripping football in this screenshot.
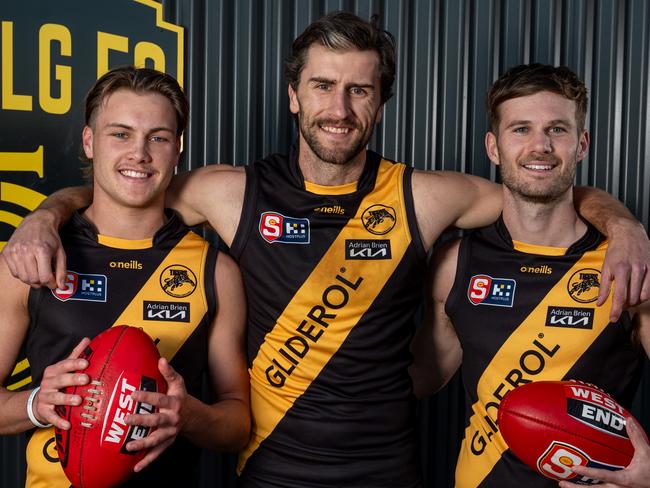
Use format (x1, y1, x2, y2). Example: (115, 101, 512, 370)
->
(498, 380, 636, 485)
(55, 325, 167, 488)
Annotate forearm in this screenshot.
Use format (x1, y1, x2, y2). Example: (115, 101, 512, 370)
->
(34, 186, 92, 229)
(0, 389, 37, 435)
(181, 395, 250, 451)
(574, 186, 646, 237)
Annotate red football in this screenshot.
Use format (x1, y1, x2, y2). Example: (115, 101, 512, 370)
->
(498, 380, 635, 484)
(55, 325, 166, 488)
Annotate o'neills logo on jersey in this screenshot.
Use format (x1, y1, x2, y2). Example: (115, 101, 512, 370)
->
(259, 212, 310, 244)
(160, 265, 197, 298)
(109, 260, 143, 270)
(537, 441, 622, 483)
(545, 306, 594, 329)
(345, 239, 391, 260)
(567, 268, 600, 303)
(565, 384, 628, 438)
(467, 274, 516, 307)
(52, 271, 107, 302)
(361, 204, 396, 235)
(143, 301, 190, 322)
(314, 205, 345, 215)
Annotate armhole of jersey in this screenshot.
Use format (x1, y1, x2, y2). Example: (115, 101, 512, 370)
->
(444, 237, 470, 318)
(204, 246, 218, 319)
(229, 165, 257, 260)
(27, 288, 44, 337)
(403, 165, 427, 260)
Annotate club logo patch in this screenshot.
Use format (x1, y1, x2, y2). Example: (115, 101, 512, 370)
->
(52, 271, 107, 302)
(361, 204, 396, 235)
(345, 239, 391, 260)
(143, 301, 190, 322)
(567, 268, 600, 303)
(537, 441, 623, 484)
(259, 212, 310, 244)
(159, 265, 197, 298)
(467, 274, 516, 307)
(545, 307, 594, 329)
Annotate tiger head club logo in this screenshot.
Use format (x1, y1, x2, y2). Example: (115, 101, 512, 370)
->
(567, 268, 601, 303)
(361, 204, 396, 235)
(159, 265, 197, 298)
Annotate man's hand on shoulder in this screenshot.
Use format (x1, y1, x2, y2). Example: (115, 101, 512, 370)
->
(3, 209, 67, 290)
(599, 220, 650, 322)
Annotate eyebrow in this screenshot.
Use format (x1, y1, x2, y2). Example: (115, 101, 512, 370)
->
(105, 122, 176, 134)
(504, 118, 572, 129)
(307, 76, 376, 90)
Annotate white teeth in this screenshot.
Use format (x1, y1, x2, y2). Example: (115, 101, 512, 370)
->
(525, 164, 553, 170)
(322, 126, 349, 134)
(120, 169, 149, 178)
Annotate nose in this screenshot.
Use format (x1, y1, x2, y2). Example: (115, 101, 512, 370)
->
(529, 129, 552, 153)
(128, 136, 153, 163)
(328, 88, 351, 120)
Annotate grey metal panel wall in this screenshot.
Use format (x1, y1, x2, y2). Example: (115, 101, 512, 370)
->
(1, 1, 648, 487)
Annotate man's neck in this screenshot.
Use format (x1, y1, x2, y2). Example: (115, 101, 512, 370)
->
(297, 140, 367, 186)
(83, 197, 166, 240)
(502, 189, 588, 248)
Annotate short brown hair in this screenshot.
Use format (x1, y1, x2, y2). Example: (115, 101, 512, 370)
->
(487, 63, 588, 133)
(81, 66, 188, 179)
(285, 11, 396, 104)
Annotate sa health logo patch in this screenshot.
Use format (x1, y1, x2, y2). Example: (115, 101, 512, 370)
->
(467, 274, 516, 307)
(52, 271, 107, 302)
(259, 211, 310, 244)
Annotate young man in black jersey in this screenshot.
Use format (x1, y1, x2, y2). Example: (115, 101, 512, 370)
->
(3, 13, 650, 487)
(410, 63, 650, 488)
(0, 66, 250, 487)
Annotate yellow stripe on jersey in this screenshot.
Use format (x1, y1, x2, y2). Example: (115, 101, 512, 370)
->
(455, 243, 612, 488)
(110, 231, 210, 360)
(238, 161, 412, 474)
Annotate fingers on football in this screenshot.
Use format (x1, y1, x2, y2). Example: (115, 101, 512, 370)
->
(132, 437, 174, 472)
(67, 338, 91, 360)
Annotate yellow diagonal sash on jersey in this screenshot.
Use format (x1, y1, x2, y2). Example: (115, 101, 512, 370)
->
(238, 161, 411, 473)
(455, 245, 611, 488)
(110, 232, 209, 360)
(26, 231, 209, 488)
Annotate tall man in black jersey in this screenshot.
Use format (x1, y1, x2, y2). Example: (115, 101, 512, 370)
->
(410, 64, 650, 488)
(0, 67, 250, 487)
(3, 13, 650, 487)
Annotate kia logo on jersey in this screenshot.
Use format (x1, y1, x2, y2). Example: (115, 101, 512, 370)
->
(467, 274, 516, 307)
(259, 211, 310, 244)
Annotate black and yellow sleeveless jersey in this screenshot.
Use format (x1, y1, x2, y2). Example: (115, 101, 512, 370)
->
(230, 150, 426, 487)
(446, 217, 643, 488)
(24, 209, 216, 488)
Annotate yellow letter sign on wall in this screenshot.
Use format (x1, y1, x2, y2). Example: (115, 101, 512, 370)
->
(0, 0, 184, 389)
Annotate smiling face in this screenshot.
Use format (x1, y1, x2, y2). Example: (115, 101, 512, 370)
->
(82, 88, 180, 210)
(486, 90, 589, 203)
(288, 44, 384, 167)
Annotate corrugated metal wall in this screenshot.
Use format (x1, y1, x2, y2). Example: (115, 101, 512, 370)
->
(2, 1, 649, 486)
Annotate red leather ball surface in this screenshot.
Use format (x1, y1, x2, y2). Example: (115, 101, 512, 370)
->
(498, 380, 635, 484)
(55, 325, 166, 488)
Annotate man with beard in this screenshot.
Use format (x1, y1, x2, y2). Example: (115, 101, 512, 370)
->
(4, 15, 650, 488)
(410, 63, 650, 488)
